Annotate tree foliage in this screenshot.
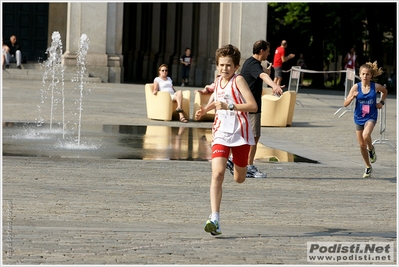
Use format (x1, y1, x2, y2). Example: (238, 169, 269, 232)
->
(267, 2, 396, 88)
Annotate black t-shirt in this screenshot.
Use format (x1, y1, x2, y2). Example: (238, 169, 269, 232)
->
(180, 54, 192, 67)
(6, 41, 21, 56)
(240, 56, 263, 113)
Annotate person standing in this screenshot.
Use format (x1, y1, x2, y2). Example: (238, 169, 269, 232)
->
(4, 35, 22, 69)
(296, 53, 307, 85)
(343, 61, 387, 178)
(272, 40, 295, 86)
(343, 45, 358, 74)
(341, 45, 359, 87)
(180, 47, 192, 86)
(195, 44, 258, 235)
(238, 40, 284, 178)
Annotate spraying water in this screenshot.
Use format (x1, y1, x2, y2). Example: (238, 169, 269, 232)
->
(76, 34, 90, 146)
(40, 31, 65, 137)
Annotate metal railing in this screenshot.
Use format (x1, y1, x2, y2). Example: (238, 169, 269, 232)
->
(372, 99, 396, 152)
(334, 68, 356, 118)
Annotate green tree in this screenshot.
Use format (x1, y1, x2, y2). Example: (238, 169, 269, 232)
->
(267, 2, 396, 88)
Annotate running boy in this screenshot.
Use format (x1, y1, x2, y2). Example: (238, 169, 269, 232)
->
(343, 61, 388, 178)
(195, 44, 258, 235)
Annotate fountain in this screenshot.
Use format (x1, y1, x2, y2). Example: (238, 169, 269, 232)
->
(39, 31, 64, 136)
(36, 32, 91, 147)
(75, 34, 90, 146)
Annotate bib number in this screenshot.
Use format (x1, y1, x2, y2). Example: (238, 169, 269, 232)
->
(219, 111, 235, 133)
(362, 104, 370, 117)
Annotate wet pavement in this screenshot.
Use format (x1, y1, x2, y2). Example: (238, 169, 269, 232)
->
(2, 79, 397, 265)
(2, 122, 318, 163)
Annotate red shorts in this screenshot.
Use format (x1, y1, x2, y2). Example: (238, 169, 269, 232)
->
(212, 144, 250, 167)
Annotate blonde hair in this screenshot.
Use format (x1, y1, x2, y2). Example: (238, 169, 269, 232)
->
(360, 61, 384, 81)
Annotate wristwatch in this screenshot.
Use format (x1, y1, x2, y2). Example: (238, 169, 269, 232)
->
(228, 103, 235, 111)
(380, 100, 385, 105)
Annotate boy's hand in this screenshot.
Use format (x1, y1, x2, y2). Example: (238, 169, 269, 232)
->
(195, 106, 204, 120)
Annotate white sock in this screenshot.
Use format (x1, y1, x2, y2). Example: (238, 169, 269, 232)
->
(211, 212, 219, 222)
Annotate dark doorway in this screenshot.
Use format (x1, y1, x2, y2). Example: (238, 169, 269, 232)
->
(2, 3, 49, 62)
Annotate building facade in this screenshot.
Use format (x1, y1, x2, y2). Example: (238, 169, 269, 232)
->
(2, 2, 268, 85)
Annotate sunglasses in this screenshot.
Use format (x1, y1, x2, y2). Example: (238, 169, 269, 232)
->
(161, 69, 168, 72)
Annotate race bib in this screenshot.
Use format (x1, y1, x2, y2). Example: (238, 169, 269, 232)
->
(362, 104, 370, 117)
(219, 111, 235, 133)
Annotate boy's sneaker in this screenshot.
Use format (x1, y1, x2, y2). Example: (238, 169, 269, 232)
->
(210, 228, 222, 236)
(204, 217, 222, 236)
(226, 159, 234, 175)
(246, 165, 267, 178)
(363, 166, 372, 178)
(368, 146, 377, 163)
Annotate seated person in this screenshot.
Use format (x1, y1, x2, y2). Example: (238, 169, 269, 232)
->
(4, 35, 22, 69)
(2, 38, 9, 69)
(153, 64, 188, 123)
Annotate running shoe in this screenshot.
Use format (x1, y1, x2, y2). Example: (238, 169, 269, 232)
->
(204, 218, 222, 235)
(368, 146, 377, 163)
(246, 165, 267, 178)
(226, 159, 234, 175)
(363, 166, 372, 178)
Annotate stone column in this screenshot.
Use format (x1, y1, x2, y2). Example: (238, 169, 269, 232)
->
(218, 3, 268, 71)
(165, 4, 178, 82)
(106, 3, 124, 83)
(63, 3, 109, 82)
(179, 4, 193, 86)
(47, 3, 67, 49)
(194, 3, 217, 86)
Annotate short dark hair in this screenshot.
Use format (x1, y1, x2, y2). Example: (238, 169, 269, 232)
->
(253, 40, 270, 55)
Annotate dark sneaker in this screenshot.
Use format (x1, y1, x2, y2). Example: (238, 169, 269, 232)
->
(17, 65, 21, 69)
(5, 65, 9, 69)
(368, 146, 377, 163)
(363, 166, 372, 178)
(210, 227, 222, 236)
(226, 159, 234, 175)
(246, 165, 267, 178)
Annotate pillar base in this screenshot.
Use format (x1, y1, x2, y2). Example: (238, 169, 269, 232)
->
(62, 51, 123, 83)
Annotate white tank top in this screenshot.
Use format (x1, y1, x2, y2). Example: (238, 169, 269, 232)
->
(212, 74, 255, 147)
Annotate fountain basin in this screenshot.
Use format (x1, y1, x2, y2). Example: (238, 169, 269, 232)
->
(2, 123, 319, 163)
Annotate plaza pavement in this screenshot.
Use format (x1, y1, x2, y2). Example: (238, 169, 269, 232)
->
(2, 78, 397, 265)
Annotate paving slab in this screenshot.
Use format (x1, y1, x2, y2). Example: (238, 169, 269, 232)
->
(1, 78, 397, 265)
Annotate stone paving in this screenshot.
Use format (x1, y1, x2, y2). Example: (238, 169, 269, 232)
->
(2, 79, 397, 265)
